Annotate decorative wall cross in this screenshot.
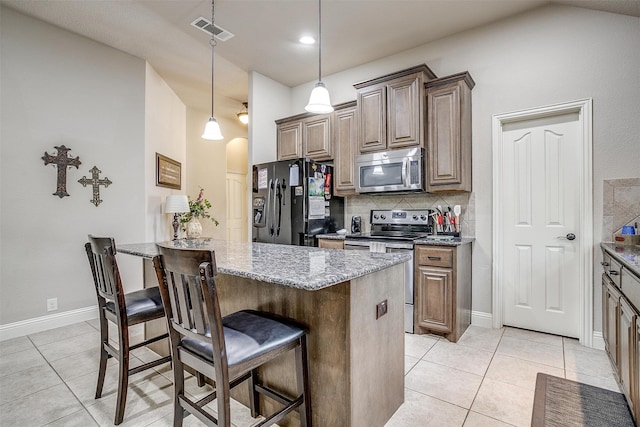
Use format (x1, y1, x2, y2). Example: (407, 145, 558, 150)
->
(42, 145, 81, 198)
(78, 166, 112, 207)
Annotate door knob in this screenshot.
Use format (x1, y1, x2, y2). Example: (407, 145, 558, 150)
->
(557, 233, 576, 240)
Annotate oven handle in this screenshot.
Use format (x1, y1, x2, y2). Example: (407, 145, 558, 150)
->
(345, 240, 415, 250)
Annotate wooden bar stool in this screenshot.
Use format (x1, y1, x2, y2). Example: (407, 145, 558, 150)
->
(153, 245, 311, 427)
(85, 235, 172, 425)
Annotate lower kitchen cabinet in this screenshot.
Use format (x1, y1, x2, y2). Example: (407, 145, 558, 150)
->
(414, 242, 471, 342)
(601, 244, 640, 424)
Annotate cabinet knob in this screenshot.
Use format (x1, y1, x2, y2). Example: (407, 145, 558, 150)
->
(610, 270, 620, 276)
(601, 262, 610, 267)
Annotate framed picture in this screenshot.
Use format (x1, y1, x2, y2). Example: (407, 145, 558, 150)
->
(156, 153, 181, 190)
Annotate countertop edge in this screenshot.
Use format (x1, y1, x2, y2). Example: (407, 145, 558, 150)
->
(601, 242, 640, 278)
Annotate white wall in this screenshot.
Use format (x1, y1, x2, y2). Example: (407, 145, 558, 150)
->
(0, 8, 189, 332)
(254, 5, 640, 330)
(248, 71, 292, 165)
(0, 8, 146, 324)
(144, 64, 187, 242)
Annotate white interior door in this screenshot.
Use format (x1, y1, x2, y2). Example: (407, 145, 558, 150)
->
(499, 112, 581, 338)
(226, 172, 248, 242)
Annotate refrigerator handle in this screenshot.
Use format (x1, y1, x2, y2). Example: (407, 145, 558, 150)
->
(271, 178, 279, 237)
(276, 180, 282, 237)
(267, 178, 273, 236)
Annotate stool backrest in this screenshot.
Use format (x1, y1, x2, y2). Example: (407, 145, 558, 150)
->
(85, 235, 125, 305)
(153, 246, 228, 380)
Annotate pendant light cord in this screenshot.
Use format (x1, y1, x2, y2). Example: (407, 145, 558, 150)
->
(210, 0, 216, 117)
(317, 0, 322, 83)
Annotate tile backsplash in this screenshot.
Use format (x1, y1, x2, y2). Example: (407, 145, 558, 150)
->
(603, 178, 640, 242)
(345, 192, 475, 237)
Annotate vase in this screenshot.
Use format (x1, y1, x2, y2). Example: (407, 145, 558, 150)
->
(186, 218, 203, 239)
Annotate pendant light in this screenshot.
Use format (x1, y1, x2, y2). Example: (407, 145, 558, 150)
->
(202, 0, 224, 140)
(305, 0, 333, 114)
(236, 102, 249, 124)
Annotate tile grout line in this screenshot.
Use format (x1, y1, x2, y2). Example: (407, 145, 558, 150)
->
(27, 334, 102, 427)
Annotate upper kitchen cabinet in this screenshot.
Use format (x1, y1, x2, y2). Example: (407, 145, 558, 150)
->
(425, 72, 475, 192)
(276, 113, 331, 161)
(333, 101, 358, 196)
(354, 64, 437, 153)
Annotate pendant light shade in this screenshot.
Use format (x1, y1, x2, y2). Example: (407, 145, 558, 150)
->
(202, 117, 223, 140)
(202, 0, 224, 140)
(306, 82, 333, 114)
(305, 0, 333, 114)
(236, 102, 249, 124)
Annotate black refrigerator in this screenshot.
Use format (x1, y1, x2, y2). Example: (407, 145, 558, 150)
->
(252, 158, 344, 246)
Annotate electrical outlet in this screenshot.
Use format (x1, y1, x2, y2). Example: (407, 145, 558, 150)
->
(47, 298, 58, 312)
(376, 300, 388, 319)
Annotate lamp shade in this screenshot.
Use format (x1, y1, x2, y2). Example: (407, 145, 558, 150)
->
(202, 117, 224, 140)
(305, 82, 333, 114)
(164, 195, 190, 214)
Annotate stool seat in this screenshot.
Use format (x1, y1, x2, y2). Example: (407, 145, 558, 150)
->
(105, 288, 164, 325)
(181, 310, 307, 367)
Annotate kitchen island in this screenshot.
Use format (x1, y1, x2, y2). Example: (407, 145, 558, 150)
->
(118, 239, 409, 427)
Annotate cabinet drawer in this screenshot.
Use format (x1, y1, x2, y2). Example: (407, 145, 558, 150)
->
(622, 269, 640, 313)
(416, 246, 454, 268)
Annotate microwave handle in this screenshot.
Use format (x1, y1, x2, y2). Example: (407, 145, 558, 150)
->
(402, 158, 409, 187)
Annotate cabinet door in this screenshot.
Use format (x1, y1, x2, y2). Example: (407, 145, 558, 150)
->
(387, 76, 421, 149)
(635, 317, 640, 423)
(426, 83, 462, 187)
(415, 265, 453, 333)
(333, 105, 358, 195)
(303, 115, 331, 160)
(603, 275, 610, 352)
(277, 121, 302, 160)
(358, 84, 387, 153)
(620, 297, 635, 411)
(606, 282, 621, 367)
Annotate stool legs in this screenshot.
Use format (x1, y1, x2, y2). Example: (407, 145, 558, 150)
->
(248, 369, 260, 418)
(296, 335, 311, 427)
(114, 330, 130, 425)
(95, 315, 109, 399)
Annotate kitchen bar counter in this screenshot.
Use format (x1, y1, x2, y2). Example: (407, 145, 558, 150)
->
(119, 239, 410, 290)
(601, 243, 640, 277)
(119, 239, 406, 427)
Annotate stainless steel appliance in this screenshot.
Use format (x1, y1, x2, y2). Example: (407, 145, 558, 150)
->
(344, 209, 433, 333)
(252, 158, 344, 246)
(355, 147, 425, 194)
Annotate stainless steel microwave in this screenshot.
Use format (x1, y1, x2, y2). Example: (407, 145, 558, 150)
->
(355, 147, 425, 193)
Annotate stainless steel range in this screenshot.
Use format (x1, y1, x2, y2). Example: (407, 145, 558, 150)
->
(344, 209, 434, 333)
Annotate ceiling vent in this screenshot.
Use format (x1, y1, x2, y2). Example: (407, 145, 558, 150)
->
(190, 17, 234, 42)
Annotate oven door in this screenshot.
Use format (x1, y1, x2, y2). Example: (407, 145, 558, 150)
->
(355, 148, 424, 193)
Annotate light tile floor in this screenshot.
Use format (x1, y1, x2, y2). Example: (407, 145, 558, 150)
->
(0, 321, 620, 426)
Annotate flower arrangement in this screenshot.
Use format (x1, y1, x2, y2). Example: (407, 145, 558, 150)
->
(180, 188, 219, 229)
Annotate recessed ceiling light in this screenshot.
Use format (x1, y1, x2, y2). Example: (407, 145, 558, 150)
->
(299, 35, 316, 45)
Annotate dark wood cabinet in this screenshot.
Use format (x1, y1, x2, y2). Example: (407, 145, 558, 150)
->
(414, 243, 471, 342)
(333, 101, 358, 196)
(425, 72, 475, 192)
(354, 64, 436, 154)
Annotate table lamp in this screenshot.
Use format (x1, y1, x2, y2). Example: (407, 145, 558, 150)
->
(164, 195, 190, 240)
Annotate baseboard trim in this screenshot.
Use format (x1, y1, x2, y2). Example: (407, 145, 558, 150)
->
(591, 331, 605, 351)
(471, 310, 493, 329)
(0, 306, 98, 342)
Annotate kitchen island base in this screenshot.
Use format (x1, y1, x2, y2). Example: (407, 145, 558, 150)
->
(143, 259, 404, 426)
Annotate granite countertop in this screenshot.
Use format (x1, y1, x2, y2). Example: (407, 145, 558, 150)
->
(118, 239, 411, 291)
(601, 243, 640, 278)
(317, 234, 475, 247)
(414, 237, 475, 246)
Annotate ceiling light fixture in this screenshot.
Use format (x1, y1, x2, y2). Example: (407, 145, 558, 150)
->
(201, 0, 223, 140)
(305, 0, 333, 114)
(237, 102, 249, 125)
(299, 35, 315, 45)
